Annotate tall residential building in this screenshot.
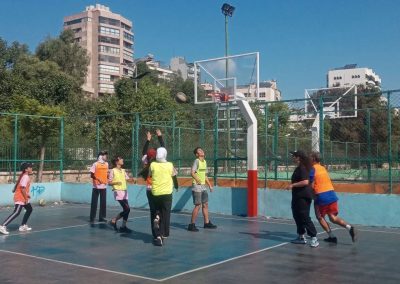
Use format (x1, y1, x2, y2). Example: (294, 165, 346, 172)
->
(63, 4, 134, 97)
(327, 64, 381, 89)
(170, 57, 199, 81)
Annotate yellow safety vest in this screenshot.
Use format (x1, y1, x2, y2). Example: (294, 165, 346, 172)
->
(111, 168, 127, 191)
(150, 162, 174, 196)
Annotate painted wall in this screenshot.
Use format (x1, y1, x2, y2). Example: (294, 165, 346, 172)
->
(0, 182, 61, 206)
(1, 182, 399, 227)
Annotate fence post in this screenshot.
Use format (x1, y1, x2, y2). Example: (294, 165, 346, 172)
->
(96, 116, 100, 154)
(172, 112, 176, 161)
(273, 112, 279, 180)
(264, 104, 268, 187)
(13, 114, 18, 182)
(387, 91, 392, 193)
(367, 109, 371, 181)
(59, 117, 64, 182)
(200, 119, 205, 148)
(133, 114, 140, 177)
(319, 96, 324, 160)
(213, 106, 219, 186)
(345, 142, 348, 169)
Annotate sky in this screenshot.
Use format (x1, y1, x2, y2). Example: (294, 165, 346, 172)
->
(0, 0, 399, 99)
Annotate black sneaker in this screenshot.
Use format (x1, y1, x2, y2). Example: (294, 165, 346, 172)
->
(323, 237, 338, 244)
(349, 226, 357, 242)
(119, 226, 132, 233)
(108, 220, 118, 231)
(204, 222, 217, 229)
(188, 223, 199, 232)
(153, 236, 163, 246)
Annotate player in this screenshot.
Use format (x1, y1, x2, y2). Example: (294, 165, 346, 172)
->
(108, 156, 135, 232)
(188, 147, 217, 232)
(0, 162, 34, 235)
(89, 150, 109, 223)
(309, 151, 357, 243)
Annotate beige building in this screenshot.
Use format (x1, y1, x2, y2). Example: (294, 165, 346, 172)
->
(63, 4, 134, 97)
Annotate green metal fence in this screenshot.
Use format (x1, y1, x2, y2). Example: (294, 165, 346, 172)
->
(1, 89, 399, 192)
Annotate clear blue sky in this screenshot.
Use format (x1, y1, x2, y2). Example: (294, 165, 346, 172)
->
(0, 0, 398, 99)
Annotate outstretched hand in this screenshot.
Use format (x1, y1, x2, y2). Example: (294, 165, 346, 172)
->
(146, 131, 152, 141)
(156, 129, 162, 136)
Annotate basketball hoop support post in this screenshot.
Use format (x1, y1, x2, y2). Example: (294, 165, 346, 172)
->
(236, 99, 258, 217)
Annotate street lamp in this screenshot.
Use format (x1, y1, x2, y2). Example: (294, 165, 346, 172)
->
(221, 3, 235, 172)
(122, 54, 154, 92)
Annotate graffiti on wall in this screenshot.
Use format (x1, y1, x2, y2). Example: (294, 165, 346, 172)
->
(31, 185, 46, 197)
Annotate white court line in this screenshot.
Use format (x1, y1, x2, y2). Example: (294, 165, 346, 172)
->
(355, 228, 400, 235)
(4, 215, 148, 237)
(0, 249, 161, 282)
(160, 228, 339, 282)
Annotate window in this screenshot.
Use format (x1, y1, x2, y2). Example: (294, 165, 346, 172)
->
(98, 36, 120, 45)
(260, 92, 266, 98)
(123, 50, 133, 59)
(73, 28, 82, 33)
(121, 22, 131, 31)
(99, 74, 111, 82)
(99, 45, 120, 55)
(64, 18, 82, 26)
(99, 26, 120, 36)
(75, 37, 81, 43)
(99, 16, 120, 27)
(123, 41, 132, 49)
(99, 55, 120, 64)
(99, 83, 115, 92)
(123, 32, 133, 42)
(99, 64, 119, 73)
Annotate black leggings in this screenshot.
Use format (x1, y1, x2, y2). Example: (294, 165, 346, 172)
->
(292, 198, 317, 237)
(146, 190, 157, 238)
(3, 204, 33, 226)
(117, 200, 131, 221)
(152, 194, 172, 238)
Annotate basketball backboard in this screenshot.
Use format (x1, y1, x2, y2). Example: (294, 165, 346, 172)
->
(194, 52, 259, 104)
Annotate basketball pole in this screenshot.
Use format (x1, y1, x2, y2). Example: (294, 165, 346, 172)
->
(237, 99, 258, 217)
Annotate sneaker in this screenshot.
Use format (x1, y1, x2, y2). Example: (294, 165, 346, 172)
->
(310, 237, 319, 248)
(188, 223, 199, 232)
(153, 236, 163, 246)
(19, 225, 32, 232)
(108, 220, 118, 231)
(153, 216, 160, 231)
(349, 226, 357, 242)
(291, 236, 307, 244)
(0, 226, 9, 235)
(119, 226, 132, 233)
(323, 237, 338, 244)
(204, 222, 217, 229)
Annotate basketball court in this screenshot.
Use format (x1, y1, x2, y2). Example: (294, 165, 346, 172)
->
(0, 203, 399, 284)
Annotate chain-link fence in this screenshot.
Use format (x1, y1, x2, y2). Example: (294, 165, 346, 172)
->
(1, 89, 399, 192)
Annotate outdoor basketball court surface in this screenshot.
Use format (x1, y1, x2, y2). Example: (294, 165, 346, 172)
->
(0, 203, 399, 284)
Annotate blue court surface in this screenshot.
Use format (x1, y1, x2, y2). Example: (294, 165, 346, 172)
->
(0, 203, 399, 284)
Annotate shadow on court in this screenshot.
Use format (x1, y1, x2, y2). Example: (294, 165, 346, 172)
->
(0, 204, 399, 284)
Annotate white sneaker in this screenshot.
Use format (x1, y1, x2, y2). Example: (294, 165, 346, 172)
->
(310, 237, 319, 248)
(19, 225, 32, 232)
(0, 226, 9, 235)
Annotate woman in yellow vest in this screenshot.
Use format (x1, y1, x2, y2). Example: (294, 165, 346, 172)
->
(310, 151, 357, 243)
(108, 156, 135, 232)
(149, 147, 178, 246)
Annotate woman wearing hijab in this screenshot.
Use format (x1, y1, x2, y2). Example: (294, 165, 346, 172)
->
(287, 150, 319, 248)
(149, 147, 178, 246)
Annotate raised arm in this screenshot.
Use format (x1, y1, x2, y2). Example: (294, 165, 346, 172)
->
(156, 129, 165, 148)
(142, 131, 152, 156)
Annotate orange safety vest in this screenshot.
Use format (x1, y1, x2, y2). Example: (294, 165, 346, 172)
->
(14, 174, 31, 204)
(313, 163, 334, 194)
(93, 162, 109, 187)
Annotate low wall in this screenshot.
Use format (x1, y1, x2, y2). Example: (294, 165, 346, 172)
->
(1, 182, 399, 227)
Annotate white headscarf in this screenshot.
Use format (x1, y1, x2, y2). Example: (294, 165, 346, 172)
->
(156, 147, 167, 162)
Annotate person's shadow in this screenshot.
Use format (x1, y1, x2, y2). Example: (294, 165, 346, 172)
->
(169, 221, 189, 230)
(119, 229, 153, 243)
(239, 230, 296, 242)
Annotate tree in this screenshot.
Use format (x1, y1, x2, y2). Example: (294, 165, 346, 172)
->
(36, 30, 90, 86)
(11, 96, 64, 182)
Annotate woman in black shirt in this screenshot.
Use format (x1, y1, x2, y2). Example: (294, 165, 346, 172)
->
(287, 150, 319, 248)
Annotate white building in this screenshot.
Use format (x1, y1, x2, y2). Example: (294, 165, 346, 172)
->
(170, 57, 199, 81)
(237, 80, 281, 102)
(327, 64, 381, 88)
(146, 59, 174, 81)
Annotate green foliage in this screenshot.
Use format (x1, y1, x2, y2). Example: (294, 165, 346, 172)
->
(36, 30, 89, 86)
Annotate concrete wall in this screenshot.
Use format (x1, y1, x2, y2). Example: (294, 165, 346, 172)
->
(1, 183, 399, 227)
(0, 182, 61, 206)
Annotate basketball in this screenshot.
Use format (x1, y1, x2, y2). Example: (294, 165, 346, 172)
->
(175, 92, 187, 103)
(38, 199, 46, 207)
